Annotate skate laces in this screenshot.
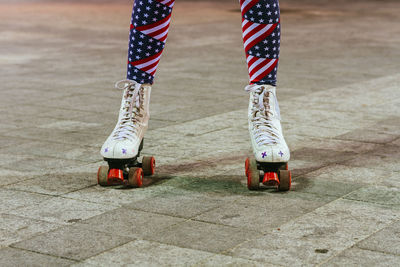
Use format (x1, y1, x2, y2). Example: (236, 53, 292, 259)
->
(112, 80, 143, 141)
(245, 84, 281, 145)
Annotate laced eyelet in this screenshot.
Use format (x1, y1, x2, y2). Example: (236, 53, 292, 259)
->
(111, 80, 143, 142)
(245, 84, 282, 146)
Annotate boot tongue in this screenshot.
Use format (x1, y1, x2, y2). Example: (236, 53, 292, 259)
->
(255, 89, 274, 118)
(124, 86, 142, 121)
(263, 91, 274, 117)
(123, 90, 133, 112)
(124, 85, 141, 110)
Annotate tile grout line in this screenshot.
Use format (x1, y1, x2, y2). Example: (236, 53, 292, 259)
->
(316, 218, 400, 266)
(7, 246, 80, 263)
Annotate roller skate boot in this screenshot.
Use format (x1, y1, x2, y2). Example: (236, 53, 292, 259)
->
(98, 80, 155, 187)
(244, 84, 291, 191)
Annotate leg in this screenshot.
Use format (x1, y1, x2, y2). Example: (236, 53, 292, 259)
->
(98, 0, 175, 186)
(240, 0, 281, 86)
(240, 1, 291, 191)
(127, 0, 175, 84)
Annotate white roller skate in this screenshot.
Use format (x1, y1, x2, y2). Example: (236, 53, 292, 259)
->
(244, 84, 291, 191)
(97, 80, 155, 187)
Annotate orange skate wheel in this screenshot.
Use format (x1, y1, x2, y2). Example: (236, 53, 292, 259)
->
(128, 167, 143, 188)
(246, 158, 260, 190)
(142, 156, 155, 176)
(97, 165, 109, 186)
(278, 170, 291, 191)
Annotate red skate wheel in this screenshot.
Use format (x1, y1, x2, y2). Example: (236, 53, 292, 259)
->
(108, 169, 124, 185)
(278, 170, 291, 191)
(246, 158, 260, 190)
(128, 167, 143, 188)
(97, 165, 109, 186)
(262, 172, 280, 187)
(142, 156, 155, 176)
(245, 158, 250, 177)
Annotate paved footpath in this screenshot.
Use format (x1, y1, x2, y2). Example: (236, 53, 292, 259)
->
(1, 0, 400, 266)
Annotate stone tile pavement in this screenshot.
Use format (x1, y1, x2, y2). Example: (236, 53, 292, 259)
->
(0, 0, 399, 266)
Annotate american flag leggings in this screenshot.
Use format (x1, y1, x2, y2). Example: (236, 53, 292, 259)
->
(127, 0, 280, 86)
